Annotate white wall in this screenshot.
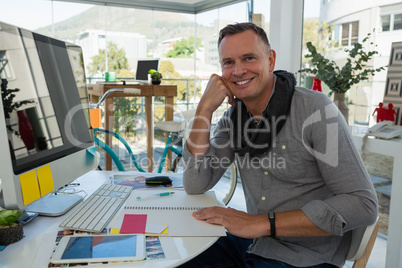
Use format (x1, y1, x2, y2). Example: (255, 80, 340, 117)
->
(269, 0, 303, 74)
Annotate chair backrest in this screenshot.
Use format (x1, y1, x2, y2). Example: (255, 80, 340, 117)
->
(346, 217, 379, 268)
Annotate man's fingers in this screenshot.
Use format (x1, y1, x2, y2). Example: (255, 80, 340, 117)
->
(193, 208, 228, 227)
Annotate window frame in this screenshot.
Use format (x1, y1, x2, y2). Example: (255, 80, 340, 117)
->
(0, 51, 15, 80)
(332, 21, 359, 47)
(381, 12, 402, 32)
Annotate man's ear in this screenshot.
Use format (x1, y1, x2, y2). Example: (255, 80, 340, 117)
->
(268, 49, 276, 72)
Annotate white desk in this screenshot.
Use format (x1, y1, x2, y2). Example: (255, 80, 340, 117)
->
(351, 135, 402, 268)
(0, 170, 219, 267)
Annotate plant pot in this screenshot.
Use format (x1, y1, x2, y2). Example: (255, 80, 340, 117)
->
(333, 92, 349, 122)
(151, 78, 161, 85)
(0, 222, 24, 245)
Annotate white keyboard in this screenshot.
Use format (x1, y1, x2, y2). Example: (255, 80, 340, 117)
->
(60, 184, 133, 232)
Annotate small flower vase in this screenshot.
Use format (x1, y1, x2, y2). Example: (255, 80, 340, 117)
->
(333, 92, 349, 122)
(17, 110, 35, 150)
(151, 78, 161, 85)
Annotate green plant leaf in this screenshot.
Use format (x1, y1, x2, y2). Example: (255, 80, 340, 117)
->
(0, 210, 23, 226)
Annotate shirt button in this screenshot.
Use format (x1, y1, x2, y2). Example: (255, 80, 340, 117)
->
(282, 145, 286, 150)
(264, 171, 268, 175)
(261, 196, 266, 201)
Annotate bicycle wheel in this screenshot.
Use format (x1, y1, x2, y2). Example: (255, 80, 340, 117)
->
(171, 155, 237, 206)
(217, 163, 237, 206)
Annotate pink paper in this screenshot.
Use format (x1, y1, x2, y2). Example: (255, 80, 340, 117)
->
(120, 214, 147, 234)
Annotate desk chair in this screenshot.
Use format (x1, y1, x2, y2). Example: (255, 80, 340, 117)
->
(346, 217, 379, 268)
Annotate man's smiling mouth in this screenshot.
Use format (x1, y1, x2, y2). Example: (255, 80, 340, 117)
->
(235, 78, 253, 85)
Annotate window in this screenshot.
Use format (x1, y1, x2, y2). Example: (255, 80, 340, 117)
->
(381, 15, 391, 31)
(341, 22, 350, 46)
(394, 13, 402, 30)
(341, 21, 359, 46)
(381, 13, 402, 32)
(350, 21, 359, 44)
(0, 51, 14, 79)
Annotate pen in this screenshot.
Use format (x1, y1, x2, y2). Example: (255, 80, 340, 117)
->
(136, 192, 175, 200)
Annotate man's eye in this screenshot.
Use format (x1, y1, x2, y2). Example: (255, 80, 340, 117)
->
(246, 57, 255, 61)
(224, 61, 233, 65)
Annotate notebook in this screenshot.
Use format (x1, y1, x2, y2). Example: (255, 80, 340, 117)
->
(123, 190, 226, 237)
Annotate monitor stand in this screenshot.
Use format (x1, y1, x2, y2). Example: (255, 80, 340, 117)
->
(25, 193, 83, 216)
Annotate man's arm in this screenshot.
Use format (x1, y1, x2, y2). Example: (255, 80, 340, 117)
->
(193, 207, 331, 239)
(187, 74, 235, 157)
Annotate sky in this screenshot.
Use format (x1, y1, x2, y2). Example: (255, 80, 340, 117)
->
(0, 0, 320, 31)
(0, 0, 92, 30)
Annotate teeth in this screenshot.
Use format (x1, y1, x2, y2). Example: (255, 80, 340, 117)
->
(236, 79, 250, 85)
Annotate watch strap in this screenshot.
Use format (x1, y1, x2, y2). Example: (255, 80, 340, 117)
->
(268, 211, 276, 237)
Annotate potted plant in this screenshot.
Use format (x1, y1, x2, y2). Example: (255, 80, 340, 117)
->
(299, 31, 385, 120)
(0, 209, 24, 245)
(148, 69, 162, 85)
(1, 79, 34, 135)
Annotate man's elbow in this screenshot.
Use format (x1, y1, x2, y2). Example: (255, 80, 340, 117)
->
(362, 192, 379, 225)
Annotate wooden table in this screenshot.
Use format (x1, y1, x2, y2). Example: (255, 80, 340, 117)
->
(88, 83, 177, 172)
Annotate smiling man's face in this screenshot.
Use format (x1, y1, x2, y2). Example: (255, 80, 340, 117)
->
(219, 29, 276, 105)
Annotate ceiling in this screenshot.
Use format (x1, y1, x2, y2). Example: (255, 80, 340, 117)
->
(53, 0, 249, 14)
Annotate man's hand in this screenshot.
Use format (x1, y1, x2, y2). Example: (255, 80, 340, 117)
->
(192, 206, 270, 239)
(197, 73, 235, 116)
(187, 74, 235, 157)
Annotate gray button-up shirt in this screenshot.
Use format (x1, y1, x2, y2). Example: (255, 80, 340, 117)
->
(183, 86, 378, 267)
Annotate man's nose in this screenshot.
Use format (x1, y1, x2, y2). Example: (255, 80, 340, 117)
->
(233, 61, 246, 76)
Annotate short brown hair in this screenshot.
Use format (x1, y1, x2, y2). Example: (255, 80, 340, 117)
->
(218, 22, 270, 50)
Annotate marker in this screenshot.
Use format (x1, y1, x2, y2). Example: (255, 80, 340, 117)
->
(136, 192, 175, 200)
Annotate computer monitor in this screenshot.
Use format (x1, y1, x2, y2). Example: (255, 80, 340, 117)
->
(135, 58, 159, 82)
(0, 21, 98, 215)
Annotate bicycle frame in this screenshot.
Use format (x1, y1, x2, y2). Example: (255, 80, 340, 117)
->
(93, 128, 182, 173)
(157, 134, 183, 173)
(93, 128, 146, 172)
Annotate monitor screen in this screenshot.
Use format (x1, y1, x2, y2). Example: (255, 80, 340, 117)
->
(135, 59, 159, 82)
(0, 21, 97, 214)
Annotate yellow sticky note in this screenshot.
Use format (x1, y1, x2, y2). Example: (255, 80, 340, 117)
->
(160, 225, 168, 235)
(20, 170, 40, 205)
(110, 228, 121, 234)
(36, 165, 54, 196)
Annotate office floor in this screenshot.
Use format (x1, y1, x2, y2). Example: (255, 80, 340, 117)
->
(99, 138, 388, 268)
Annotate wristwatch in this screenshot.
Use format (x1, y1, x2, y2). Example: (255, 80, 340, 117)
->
(268, 211, 276, 237)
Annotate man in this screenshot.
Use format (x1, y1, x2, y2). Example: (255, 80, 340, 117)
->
(181, 22, 378, 267)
